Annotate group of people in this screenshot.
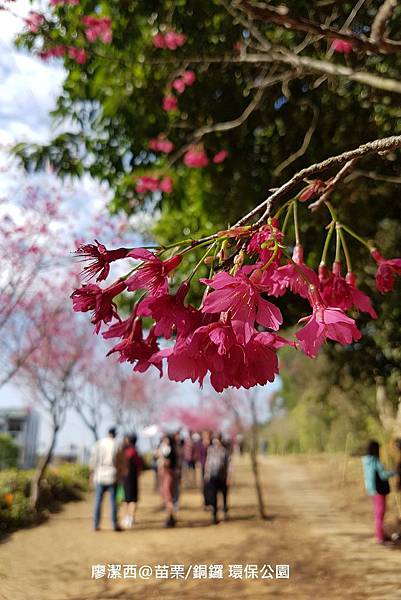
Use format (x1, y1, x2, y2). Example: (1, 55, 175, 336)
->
(89, 427, 232, 531)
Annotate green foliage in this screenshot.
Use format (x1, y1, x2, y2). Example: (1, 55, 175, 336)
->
(0, 463, 89, 534)
(0, 434, 19, 470)
(13, 1, 401, 401)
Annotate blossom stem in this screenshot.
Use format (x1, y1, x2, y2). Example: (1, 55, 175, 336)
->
(293, 200, 301, 246)
(335, 225, 342, 263)
(261, 243, 278, 271)
(281, 202, 293, 235)
(274, 198, 293, 220)
(338, 228, 353, 273)
(187, 241, 218, 282)
(320, 221, 335, 265)
(341, 224, 372, 250)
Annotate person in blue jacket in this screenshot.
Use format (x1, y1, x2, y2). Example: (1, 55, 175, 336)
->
(362, 440, 396, 544)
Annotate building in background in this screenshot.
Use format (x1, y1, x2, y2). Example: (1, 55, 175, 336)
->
(0, 407, 39, 469)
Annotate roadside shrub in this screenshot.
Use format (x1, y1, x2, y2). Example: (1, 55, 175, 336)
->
(0, 463, 89, 534)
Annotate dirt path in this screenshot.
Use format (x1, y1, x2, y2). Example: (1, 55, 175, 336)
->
(0, 455, 399, 600)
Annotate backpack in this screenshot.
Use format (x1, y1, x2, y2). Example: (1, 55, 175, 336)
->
(375, 469, 390, 495)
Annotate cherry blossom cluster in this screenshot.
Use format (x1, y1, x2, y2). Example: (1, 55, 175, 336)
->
(152, 31, 187, 51)
(71, 195, 401, 392)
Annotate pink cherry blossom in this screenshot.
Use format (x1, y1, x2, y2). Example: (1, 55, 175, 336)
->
(24, 12, 45, 33)
(159, 176, 173, 193)
(135, 176, 160, 194)
(71, 279, 126, 333)
(164, 31, 187, 50)
(172, 78, 186, 94)
(138, 282, 200, 339)
(182, 70, 196, 85)
(82, 16, 112, 44)
(201, 271, 282, 343)
(183, 147, 209, 168)
(162, 95, 178, 112)
(75, 240, 131, 282)
(331, 39, 353, 54)
(296, 287, 361, 358)
(50, 0, 79, 5)
(126, 249, 182, 296)
(371, 249, 401, 293)
(247, 220, 283, 263)
(39, 45, 67, 60)
(152, 33, 165, 49)
(107, 318, 162, 375)
(148, 136, 174, 154)
(267, 245, 318, 299)
(67, 47, 87, 64)
(213, 150, 229, 164)
(320, 262, 377, 318)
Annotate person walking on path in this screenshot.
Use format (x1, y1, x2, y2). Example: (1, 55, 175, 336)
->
(158, 434, 178, 528)
(204, 433, 231, 525)
(89, 427, 122, 532)
(120, 433, 143, 529)
(362, 439, 396, 544)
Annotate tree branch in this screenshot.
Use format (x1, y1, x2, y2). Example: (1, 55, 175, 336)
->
(371, 0, 398, 44)
(238, 0, 401, 54)
(308, 157, 359, 211)
(235, 135, 401, 225)
(273, 105, 319, 176)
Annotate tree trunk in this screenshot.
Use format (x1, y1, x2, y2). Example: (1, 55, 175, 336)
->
(249, 397, 267, 519)
(30, 424, 59, 510)
(376, 376, 396, 433)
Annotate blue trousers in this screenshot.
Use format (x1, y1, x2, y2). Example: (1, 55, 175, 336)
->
(94, 483, 117, 529)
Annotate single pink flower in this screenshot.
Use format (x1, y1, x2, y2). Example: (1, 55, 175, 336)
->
(126, 249, 182, 296)
(172, 78, 186, 94)
(148, 136, 174, 154)
(40, 45, 66, 60)
(152, 33, 166, 49)
(296, 287, 361, 358)
(345, 272, 377, 319)
(331, 39, 353, 54)
(71, 279, 126, 333)
(107, 319, 162, 375)
(182, 70, 196, 85)
(183, 147, 209, 168)
(266, 245, 318, 299)
(213, 150, 229, 164)
(67, 47, 87, 64)
(247, 220, 283, 263)
(320, 262, 377, 318)
(75, 240, 131, 282)
(201, 271, 282, 343)
(371, 249, 401, 293)
(159, 176, 173, 193)
(138, 283, 200, 339)
(162, 95, 178, 112)
(24, 12, 45, 33)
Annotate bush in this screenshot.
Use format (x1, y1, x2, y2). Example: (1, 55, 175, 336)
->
(0, 463, 89, 534)
(0, 434, 19, 469)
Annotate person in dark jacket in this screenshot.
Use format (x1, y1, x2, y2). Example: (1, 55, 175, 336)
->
(121, 433, 143, 529)
(204, 433, 231, 524)
(362, 439, 396, 543)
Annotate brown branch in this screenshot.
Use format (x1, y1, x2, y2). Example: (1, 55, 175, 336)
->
(238, 0, 401, 54)
(234, 135, 401, 226)
(273, 105, 319, 176)
(308, 157, 359, 211)
(371, 0, 398, 44)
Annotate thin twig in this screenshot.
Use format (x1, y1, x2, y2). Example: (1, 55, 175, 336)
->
(273, 105, 319, 177)
(371, 0, 398, 44)
(308, 158, 359, 211)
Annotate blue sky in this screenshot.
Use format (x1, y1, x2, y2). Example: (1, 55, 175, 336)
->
(0, 5, 279, 456)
